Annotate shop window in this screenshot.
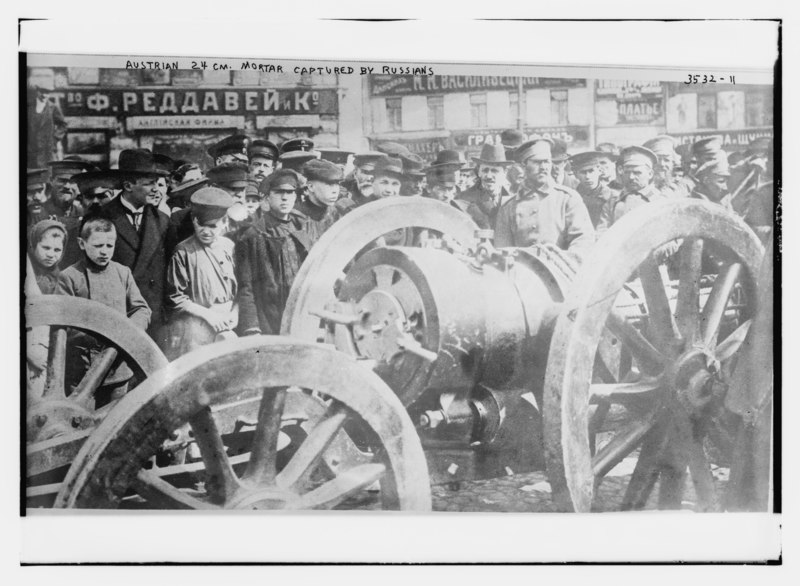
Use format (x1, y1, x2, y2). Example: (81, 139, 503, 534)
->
(470, 93, 487, 128)
(509, 92, 520, 127)
(427, 96, 444, 130)
(746, 91, 773, 127)
(550, 90, 568, 125)
(386, 97, 403, 131)
(697, 94, 717, 128)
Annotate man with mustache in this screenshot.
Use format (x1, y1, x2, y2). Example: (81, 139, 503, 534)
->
(494, 138, 594, 260)
(457, 143, 514, 229)
(337, 151, 385, 213)
(643, 135, 692, 199)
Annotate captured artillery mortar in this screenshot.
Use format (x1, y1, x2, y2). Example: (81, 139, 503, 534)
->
(41, 196, 767, 512)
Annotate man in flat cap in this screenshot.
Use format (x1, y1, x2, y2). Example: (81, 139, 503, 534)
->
(597, 145, 664, 236)
(47, 157, 96, 219)
(643, 135, 692, 199)
(426, 166, 489, 229)
(208, 134, 250, 166)
(494, 138, 594, 259)
(296, 158, 345, 245)
(338, 151, 385, 212)
(570, 151, 614, 229)
(457, 143, 515, 230)
(103, 149, 175, 338)
(235, 169, 312, 335)
(248, 139, 279, 184)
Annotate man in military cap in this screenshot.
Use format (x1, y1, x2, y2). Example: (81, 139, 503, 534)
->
(494, 138, 594, 258)
(398, 152, 427, 196)
(643, 135, 693, 199)
(691, 151, 731, 207)
(208, 134, 250, 166)
(338, 151, 385, 211)
(426, 166, 489, 229)
(47, 157, 96, 218)
(296, 158, 345, 245)
(235, 169, 312, 335)
(570, 151, 614, 229)
(692, 136, 724, 166)
(318, 147, 354, 175)
(207, 161, 250, 204)
(279, 150, 319, 173)
(595, 143, 623, 191)
(458, 143, 514, 229)
(103, 149, 175, 338)
(550, 138, 579, 189)
(597, 145, 663, 236)
(280, 137, 315, 154)
(248, 139, 279, 184)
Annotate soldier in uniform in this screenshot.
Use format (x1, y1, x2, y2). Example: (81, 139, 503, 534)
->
(235, 169, 312, 336)
(295, 158, 345, 245)
(101, 149, 174, 339)
(692, 136, 725, 166)
(247, 139, 279, 184)
(457, 143, 515, 229)
(494, 138, 595, 259)
(690, 151, 732, 208)
(643, 135, 693, 199)
(337, 151, 384, 211)
(570, 151, 614, 229)
(597, 145, 663, 236)
(208, 134, 250, 166)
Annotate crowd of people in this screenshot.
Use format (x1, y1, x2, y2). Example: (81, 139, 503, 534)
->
(25, 125, 775, 385)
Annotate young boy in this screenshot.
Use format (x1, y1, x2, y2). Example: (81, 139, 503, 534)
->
(27, 219, 67, 294)
(57, 216, 151, 331)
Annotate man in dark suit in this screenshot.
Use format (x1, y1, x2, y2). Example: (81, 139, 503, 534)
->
(102, 149, 174, 338)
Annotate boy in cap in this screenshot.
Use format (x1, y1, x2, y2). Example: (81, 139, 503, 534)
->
(248, 139, 279, 184)
(597, 145, 664, 236)
(643, 135, 692, 199)
(570, 151, 614, 229)
(244, 179, 263, 218)
(296, 158, 345, 245)
(102, 149, 174, 338)
(163, 187, 238, 359)
(208, 134, 250, 166)
(61, 170, 121, 267)
(235, 169, 312, 335)
(494, 138, 594, 259)
(458, 143, 514, 229)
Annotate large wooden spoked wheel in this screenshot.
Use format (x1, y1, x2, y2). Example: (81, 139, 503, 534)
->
(544, 199, 764, 512)
(26, 295, 168, 505)
(281, 197, 479, 342)
(55, 337, 432, 511)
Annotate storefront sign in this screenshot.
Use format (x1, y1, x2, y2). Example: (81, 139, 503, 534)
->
(368, 136, 450, 162)
(672, 128, 773, 148)
(370, 75, 585, 97)
(453, 126, 590, 149)
(596, 80, 665, 126)
(126, 116, 246, 131)
(58, 88, 338, 117)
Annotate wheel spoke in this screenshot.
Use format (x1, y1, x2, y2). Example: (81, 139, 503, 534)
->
(290, 463, 386, 510)
(701, 262, 742, 348)
(680, 421, 719, 512)
(607, 311, 667, 375)
(276, 405, 348, 491)
(675, 239, 704, 345)
(71, 347, 119, 407)
(621, 414, 671, 510)
(589, 402, 610, 455)
(131, 469, 219, 510)
(656, 422, 688, 510)
(589, 378, 662, 404)
(715, 319, 753, 362)
(638, 257, 679, 352)
(188, 407, 241, 504)
(43, 327, 68, 399)
(592, 409, 659, 479)
(243, 387, 287, 484)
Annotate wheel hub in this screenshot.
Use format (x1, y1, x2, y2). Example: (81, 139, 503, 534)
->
(27, 400, 96, 443)
(668, 347, 717, 413)
(352, 290, 407, 361)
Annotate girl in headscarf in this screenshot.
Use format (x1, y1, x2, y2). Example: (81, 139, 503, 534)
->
(27, 218, 67, 294)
